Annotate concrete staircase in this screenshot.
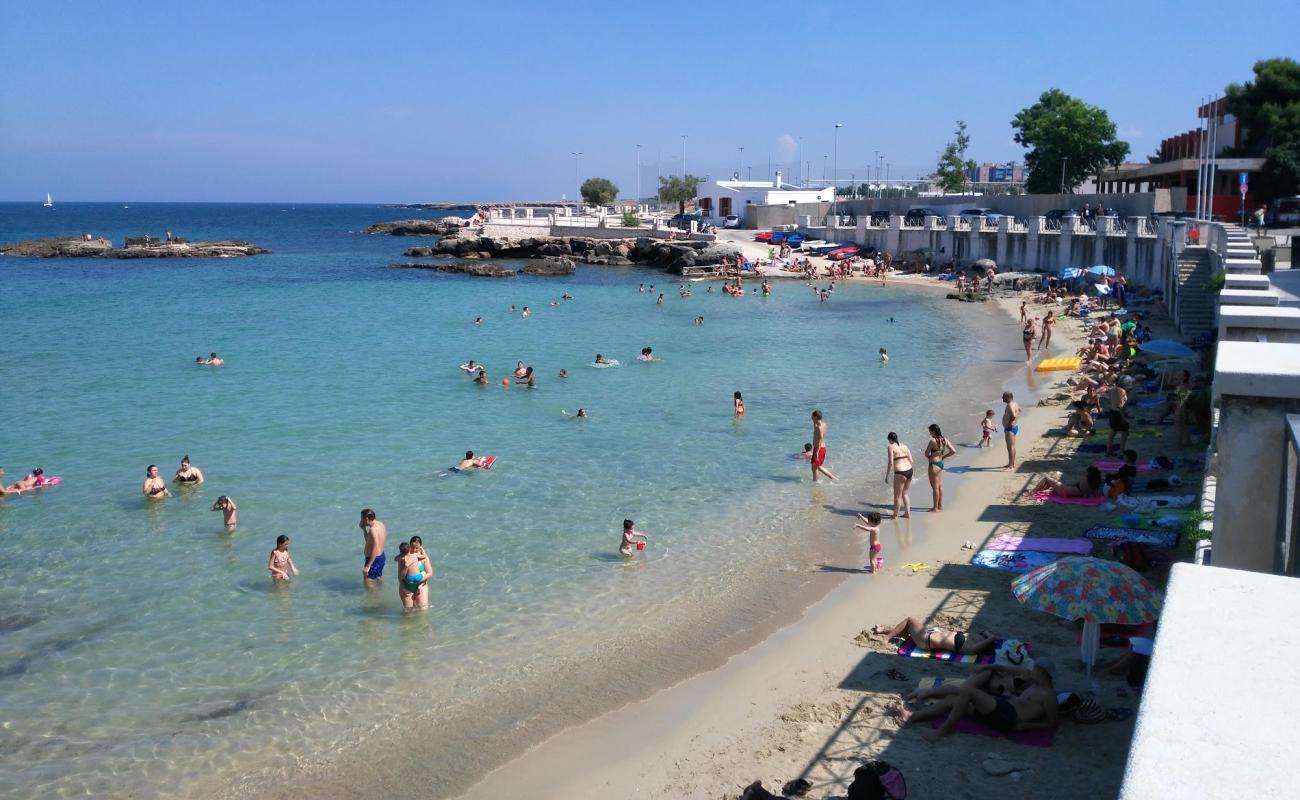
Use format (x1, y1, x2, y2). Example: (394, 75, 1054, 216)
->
(1215, 224, 1279, 317)
(1176, 246, 1217, 338)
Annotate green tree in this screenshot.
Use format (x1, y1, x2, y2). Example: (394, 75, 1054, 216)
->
(1011, 89, 1130, 194)
(657, 174, 703, 209)
(580, 177, 619, 207)
(1225, 57, 1300, 200)
(935, 120, 977, 194)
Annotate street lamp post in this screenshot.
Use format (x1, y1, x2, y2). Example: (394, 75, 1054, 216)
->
(833, 123, 842, 218)
(797, 136, 804, 187)
(1059, 156, 1068, 194)
(738, 146, 744, 179)
(571, 151, 583, 212)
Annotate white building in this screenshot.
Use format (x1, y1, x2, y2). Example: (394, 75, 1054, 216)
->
(696, 171, 833, 224)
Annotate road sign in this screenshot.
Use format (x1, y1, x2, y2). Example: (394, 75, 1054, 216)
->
(1240, 183, 1249, 196)
(1239, 171, 1249, 185)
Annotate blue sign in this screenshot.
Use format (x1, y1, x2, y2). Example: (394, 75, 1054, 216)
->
(1239, 171, 1249, 185)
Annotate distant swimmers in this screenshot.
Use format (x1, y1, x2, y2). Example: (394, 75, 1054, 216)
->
(595, 354, 611, 365)
(196, 352, 224, 366)
(522, 306, 530, 319)
(268, 535, 299, 581)
(173, 455, 204, 485)
(474, 317, 482, 325)
(523, 367, 536, 388)
(558, 368, 568, 379)
(455, 451, 494, 470)
(142, 464, 171, 500)
(474, 368, 489, 384)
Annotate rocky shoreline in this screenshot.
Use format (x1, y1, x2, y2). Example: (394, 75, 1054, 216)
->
(389, 256, 577, 278)
(1, 237, 270, 259)
(361, 218, 470, 236)
(412, 230, 739, 272)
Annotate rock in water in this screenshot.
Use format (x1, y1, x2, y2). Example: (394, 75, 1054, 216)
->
(361, 218, 468, 236)
(519, 256, 575, 276)
(0, 237, 269, 258)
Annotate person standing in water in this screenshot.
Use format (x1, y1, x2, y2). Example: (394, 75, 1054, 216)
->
(1002, 392, 1022, 470)
(885, 432, 913, 519)
(268, 535, 299, 581)
(173, 455, 204, 485)
(142, 465, 171, 500)
(360, 508, 387, 582)
(211, 495, 238, 531)
(619, 518, 647, 557)
(734, 391, 745, 416)
(1021, 318, 1036, 362)
(879, 348, 889, 364)
(810, 410, 837, 482)
(924, 423, 957, 512)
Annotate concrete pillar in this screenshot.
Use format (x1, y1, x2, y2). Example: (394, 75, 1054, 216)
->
(945, 215, 960, 265)
(886, 214, 902, 257)
(525, 208, 534, 220)
(1059, 216, 1074, 270)
(855, 214, 867, 246)
(1126, 216, 1141, 284)
(1094, 215, 1109, 267)
(996, 216, 1009, 267)
(1220, 306, 1300, 343)
(1026, 217, 1042, 271)
(1212, 342, 1300, 572)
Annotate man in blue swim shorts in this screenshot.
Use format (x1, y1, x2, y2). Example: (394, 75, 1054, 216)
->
(360, 508, 387, 581)
(1001, 391, 1022, 470)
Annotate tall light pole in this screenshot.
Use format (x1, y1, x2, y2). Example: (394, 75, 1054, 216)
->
(797, 136, 804, 187)
(571, 151, 582, 210)
(635, 144, 642, 207)
(885, 163, 890, 197)
(833, 122, 842, 217)
(822, 154, 828, 183)
(1059, 156, 1068, 194)
(738, 146, 745, 179)
(873, 150, 880, 198)
(680, 134, 687, 180)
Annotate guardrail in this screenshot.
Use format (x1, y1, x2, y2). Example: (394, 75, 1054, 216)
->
(1010, 217, 1029, 232)
(1275, 413, 1300, 575)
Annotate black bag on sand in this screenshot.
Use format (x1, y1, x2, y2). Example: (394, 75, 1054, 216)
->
(740, 780, 788, 800)
(848, 760, 908, 800)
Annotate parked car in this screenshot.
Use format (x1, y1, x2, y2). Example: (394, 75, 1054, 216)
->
(1266, 196, 1300, 227)
(770, 231, 789, 244)
(869, 210, 892, 225)
(722, 214, 742, 228)
(669, 212, 705, 230)
(959, 208, 1005, 223)
(903, 207, 949, 224)
(754, 231, 773, 242)
(1044, 209, 1080, 221)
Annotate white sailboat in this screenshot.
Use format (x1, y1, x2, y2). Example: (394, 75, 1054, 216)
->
(43, 192, 53, 207)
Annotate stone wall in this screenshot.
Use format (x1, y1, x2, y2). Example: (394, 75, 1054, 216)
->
(832, 188, 1184, 218)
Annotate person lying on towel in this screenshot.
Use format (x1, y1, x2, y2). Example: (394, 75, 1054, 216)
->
(872, 616, 996, 656)
(1033, 466, 1103, 498)
(901, 658, 1060, 741)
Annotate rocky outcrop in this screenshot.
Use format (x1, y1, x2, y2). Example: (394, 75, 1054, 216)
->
(388, 257, 574, 278)
(423, 232, 739, 273)
(1, 237, 269, 258)
(362, 218, 469, 236)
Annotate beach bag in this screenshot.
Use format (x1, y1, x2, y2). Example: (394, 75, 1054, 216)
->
(994, 640, 1030, 666)
(848, 761, 907, 800)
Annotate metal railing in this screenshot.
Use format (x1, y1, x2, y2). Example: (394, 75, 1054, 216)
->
(901, 217, 925, 229)
(1138, 217, 1160, 237)
(931, 216, 948, 229)
(1276, 414, 1300, 576)
(951, 218, 972, 231)
(1108, 218, 1129, 235)
(1010, 217, 1029, 232)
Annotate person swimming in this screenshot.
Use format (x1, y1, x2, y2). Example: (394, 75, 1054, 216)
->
(474, 317, 482, 325)
(879, 348, 889, 363)
(455, 450, 492, 471)
(207, 352, 224, 366)
(142, 464, 171, 500)
(594, 354, 610, 365)
(563, 408, 588, 419)
(460, 360, 480, 373)
(639, 347, 655, 362)
(173, 455, 204, 485)
(558, 368, 568, 379)
(474, 368, 489, 385)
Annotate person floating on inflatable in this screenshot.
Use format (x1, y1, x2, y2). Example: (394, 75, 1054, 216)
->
(455, 451, 495, 471)
(619, 518, 647, 557)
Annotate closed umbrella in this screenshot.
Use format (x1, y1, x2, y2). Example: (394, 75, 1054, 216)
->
(1011, 556, 1161, 679)
(1086, 265, 1116, 277)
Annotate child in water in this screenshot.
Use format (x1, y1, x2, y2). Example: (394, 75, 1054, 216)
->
(211, 495, 238, 531)
(855, 512, 883, 572)
(268, 535, 299, 581)
(619, 518, 647, 557)
(980, 409, 997, 447)
(734, 391, 745, 416)
(879, 348, 889, 363)
(796, 443, 814, 460)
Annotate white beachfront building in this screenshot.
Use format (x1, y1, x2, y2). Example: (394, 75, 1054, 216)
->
(696, 171, 833, 225)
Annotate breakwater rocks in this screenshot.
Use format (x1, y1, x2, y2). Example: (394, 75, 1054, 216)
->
(389, 256, 576, 278)
(1, 237, 270, 259)
(361, 218, 469, 236)
(411, 232, 740, 273)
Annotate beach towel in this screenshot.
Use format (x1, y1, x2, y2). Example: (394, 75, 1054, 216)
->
(1033, 491, 1107, 506)
(972, 550, 1062, 572)
(1076, 443, 1110, 453)
(987, 535, 1094, 554)
(1113, 512, 1188, 530)
(1116, 494, 1196, 512)
(926, 717, 1056, 747)
(1092, 459, 1161, 473)
(1084, 526, 1180, 548)
(897, 639, 1029, 665)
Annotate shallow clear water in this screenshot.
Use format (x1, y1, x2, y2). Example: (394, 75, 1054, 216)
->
(0, 203, 1000, 797)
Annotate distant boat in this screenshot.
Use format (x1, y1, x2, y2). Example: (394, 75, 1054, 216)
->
(43, 193, 53, 207)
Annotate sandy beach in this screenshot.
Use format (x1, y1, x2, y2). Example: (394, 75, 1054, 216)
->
(457, 284, 1194, 800)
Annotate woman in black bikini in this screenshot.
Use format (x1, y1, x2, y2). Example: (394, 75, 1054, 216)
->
(173, 455, 204, 485)
(142, 464, 171, 500)
(885, 432, 913, 519)
(924, 424, 957, 512)
(1022, 318, 1037, 362)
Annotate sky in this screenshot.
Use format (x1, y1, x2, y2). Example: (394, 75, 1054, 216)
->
(2, 0, 1296, 203)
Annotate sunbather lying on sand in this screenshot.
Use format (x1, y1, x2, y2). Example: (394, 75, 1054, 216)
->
(872, 616, 996, 655)
(1031, 466, 1103, 498)
(902, 658, 1059, 742)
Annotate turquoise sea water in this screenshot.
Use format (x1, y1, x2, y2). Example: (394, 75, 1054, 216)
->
(0, 203, 1003, 798)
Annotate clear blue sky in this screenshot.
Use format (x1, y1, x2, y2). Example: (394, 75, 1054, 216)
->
(2, 0, 1294, 203)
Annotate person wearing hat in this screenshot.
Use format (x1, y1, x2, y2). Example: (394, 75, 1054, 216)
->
(902, 656, 1059, 741)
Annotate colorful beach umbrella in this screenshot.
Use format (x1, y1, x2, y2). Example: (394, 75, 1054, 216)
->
(1086, 265, 1116, 277)
(1137, 339, 1196, 360)
(1011, 556, 1161, 678)
(1058, 267, 1083, 280)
